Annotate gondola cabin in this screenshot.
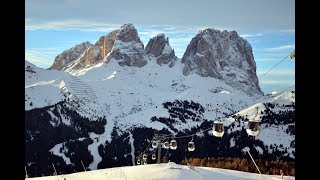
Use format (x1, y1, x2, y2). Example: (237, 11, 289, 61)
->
(170, 139, 177, 150)
(163, 141, 170, 149)
(246, 120, 260, 136)
(188, 141, 195, 151)
(143, 153, 147, 160)
(152, 140, 158, 148)
(212, 121, 224, 137)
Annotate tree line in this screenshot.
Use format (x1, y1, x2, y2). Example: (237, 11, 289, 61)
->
(181, 157, 295, 176)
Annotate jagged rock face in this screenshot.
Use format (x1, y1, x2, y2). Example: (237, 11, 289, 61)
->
(69, 24, 147, 69)
(50, 41, 93, 70)
(107, 24, 147, 67)
(146, 34, 177, 67)
(74, 30, 120, 69)
(181, 29, 263, 96)
(117, 24, 141, 43)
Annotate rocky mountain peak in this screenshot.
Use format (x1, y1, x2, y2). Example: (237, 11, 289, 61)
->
(181, 28, 263, 96)
(62, 24, 147, 70)
(107, 24, 147, 67)
(51, 26, 262, 96)
(117, 23, 142, 44)
(146, 33, 177, 67)
(49, 41, 93, 70)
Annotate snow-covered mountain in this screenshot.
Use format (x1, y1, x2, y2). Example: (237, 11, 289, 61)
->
(182, 29, 263, 96)
(56, 24, 149, 71)
(25, 24, 294, 177)
(50, 41, 93, 70)
(145, 33, 178, 67)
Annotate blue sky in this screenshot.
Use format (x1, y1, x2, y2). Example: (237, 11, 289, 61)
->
(25, 0, 295, 94)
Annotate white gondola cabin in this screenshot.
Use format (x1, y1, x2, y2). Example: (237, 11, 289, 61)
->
(143, 153, 147, 160)
(212, 121, 224, 138)
(163, 141, 170, 149)
(246, 120, 260, 136)
(170, 139, 177, 150)
(137, 159, 141, 165)
(152, 140, 158, 148)
(246, 106, 261, 137)
(188, 141, 195, 151)
(152, 153, 156, 160)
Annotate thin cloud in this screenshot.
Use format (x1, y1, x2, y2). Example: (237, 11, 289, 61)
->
(280, 29, 295, 33)
(28, 47, 64, 56)
(259, 80, 294, 85)
(25, 49, 54, 68)
(265, 44, 295, 51)
(139, 31, 167, 38)
(240, 33, 263, 38)
(26, 0, 294, 32)
(26, 18, 234, 35)
(26, 19, 121, 31)
(255, 58, 279, 62)
(257, 69, 295, 77)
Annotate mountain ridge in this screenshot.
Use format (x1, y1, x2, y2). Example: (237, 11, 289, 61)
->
(49, 24, 262, 96)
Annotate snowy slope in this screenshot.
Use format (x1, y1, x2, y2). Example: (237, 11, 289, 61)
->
(27, 162, 294, 180)
(26, 58, 260, 170)
(25, 60, 69, 110)
(25, 60, 105, 119)
(225, 90, 295, 158)
(26, 56, 260, 128)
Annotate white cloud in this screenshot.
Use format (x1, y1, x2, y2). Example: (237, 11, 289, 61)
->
(26, 0, 294, 32)
(265, 44, 295, 51)
(240, 33, 263, 38)
(257, 69, 295, 77)
(255, 58, 279, 62)
(26, 18, 234, 35)
(280, 29, 295, 33)
(26, 19, 121, 31)
(259, 80, 294, 85)
(25, 49, 54, 69)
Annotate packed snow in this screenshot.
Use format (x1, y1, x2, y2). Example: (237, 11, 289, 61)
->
(26, 162, 294, 180)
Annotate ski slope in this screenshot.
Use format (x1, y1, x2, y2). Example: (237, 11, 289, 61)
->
(27, 162, 294, 180)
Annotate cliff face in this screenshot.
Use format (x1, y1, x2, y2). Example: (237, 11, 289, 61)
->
(106, 24, 147, 67)
(181, 29, 263, 96)
(65, 24, 148, 70)
(50, 41, 93, 70)
(49, 24, 262, 96)
(146, 33, 177, 67)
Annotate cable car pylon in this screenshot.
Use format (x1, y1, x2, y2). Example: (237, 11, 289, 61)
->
(290, 50, 295, 59)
